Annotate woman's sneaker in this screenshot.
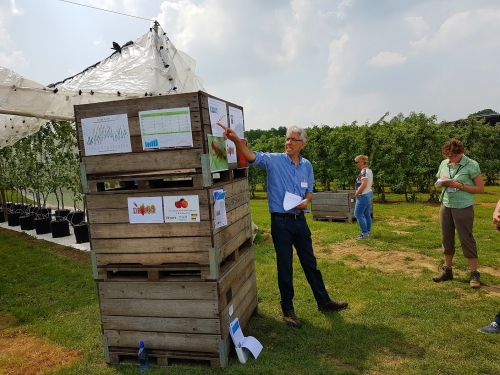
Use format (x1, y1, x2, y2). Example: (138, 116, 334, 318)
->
(356, 233, 370, 241)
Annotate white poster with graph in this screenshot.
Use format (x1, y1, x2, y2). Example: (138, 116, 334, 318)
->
(139, 107, 193, 150)
(81, 114, 132, 156)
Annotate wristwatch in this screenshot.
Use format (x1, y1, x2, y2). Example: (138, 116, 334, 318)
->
(460, 183, 464, 190)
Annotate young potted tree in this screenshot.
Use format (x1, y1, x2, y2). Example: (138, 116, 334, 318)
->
(31, 125, 53, 235)
(16, 137, 36, 230)
(45, 121, 70, 238)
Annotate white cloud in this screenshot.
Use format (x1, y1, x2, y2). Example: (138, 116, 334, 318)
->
(0, 50, 28, 70)
(325, 33, 349, 84)
(404, 15, 429, 34)
(367, 51, 407, 67)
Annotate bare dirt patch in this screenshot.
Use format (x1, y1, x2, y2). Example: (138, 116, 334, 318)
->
(315, 240, 500, 280)
(0, 313, 82, 375)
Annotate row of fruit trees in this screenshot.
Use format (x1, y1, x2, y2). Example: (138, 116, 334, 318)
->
(0, 120, 87, 241)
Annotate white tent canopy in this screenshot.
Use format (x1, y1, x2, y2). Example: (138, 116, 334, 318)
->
(0, 23, 205, 147)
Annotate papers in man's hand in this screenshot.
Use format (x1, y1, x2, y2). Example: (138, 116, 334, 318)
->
(283, 191, 307, 211)
(229, 317, 263, 364)
(435, 178, 454, 187)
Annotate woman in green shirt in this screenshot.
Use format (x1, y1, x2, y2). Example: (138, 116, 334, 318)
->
(433, 138, 484, 288)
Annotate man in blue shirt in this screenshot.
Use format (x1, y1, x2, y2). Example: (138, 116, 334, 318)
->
(219, 123, 348, 328)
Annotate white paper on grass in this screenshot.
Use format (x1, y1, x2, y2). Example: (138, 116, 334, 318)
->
(229, 317, 263, 364)
(283, 191, 307, 211)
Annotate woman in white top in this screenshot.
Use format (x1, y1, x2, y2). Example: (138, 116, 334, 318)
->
(354, 155, 374, 240)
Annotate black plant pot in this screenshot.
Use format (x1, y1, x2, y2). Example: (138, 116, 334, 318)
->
(74, 223, 90, 243)
(7, 212, 20, 226)
(55, 209, 71, 219)
(68, 211, 85, 226)
(19, 215, 35, 230)
(51, 219, 70, 238)
(0, 211, 5, 223)
(36, 207, 51, 217)
(34, 217, 52, 235)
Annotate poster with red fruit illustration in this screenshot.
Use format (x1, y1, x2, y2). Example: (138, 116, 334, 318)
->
(163, 195, 200, 222)
(127, 197, 164, 223)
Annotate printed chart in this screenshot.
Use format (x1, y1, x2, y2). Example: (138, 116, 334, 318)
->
(81, 114, 132, 156)
(139, 107, 193, 149)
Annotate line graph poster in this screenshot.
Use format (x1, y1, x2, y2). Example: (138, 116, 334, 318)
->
(139, 107, 193, 150)
(81, 114, 132, 156)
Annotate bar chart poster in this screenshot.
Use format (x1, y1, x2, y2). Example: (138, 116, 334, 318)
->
(139, 107, 193, 150)
(81, 114, 132, 156)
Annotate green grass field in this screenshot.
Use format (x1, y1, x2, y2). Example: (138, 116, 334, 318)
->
(1, 188, 500, 374)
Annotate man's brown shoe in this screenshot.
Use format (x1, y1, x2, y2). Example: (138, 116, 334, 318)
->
(318, 299, 348, 312)
(282, 310, 302, 328)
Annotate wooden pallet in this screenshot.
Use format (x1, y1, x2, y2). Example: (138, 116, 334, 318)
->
(313, 215, 356, 223)
(107, 347, 222, 367)
(94, 240, 252, 281)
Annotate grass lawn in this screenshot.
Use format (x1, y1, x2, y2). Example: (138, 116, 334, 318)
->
(1, 188, 500, 374)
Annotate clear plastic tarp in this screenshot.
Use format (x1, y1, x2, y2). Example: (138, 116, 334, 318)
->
(0, 24, 205, 147)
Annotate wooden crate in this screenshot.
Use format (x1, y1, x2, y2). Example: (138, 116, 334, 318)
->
(88, 179, 252, 281)
(311, 190, 373, 223)
(99, 245, 258, 367)
(74, 91, 245, 182)
(75, 92, 258, 367)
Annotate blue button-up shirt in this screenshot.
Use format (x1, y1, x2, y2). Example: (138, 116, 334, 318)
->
(250, 151, 314, 214)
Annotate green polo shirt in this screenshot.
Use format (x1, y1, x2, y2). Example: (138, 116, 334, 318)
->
(436, 154, 481, 209)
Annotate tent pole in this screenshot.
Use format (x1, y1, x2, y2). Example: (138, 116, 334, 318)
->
(0, 163, 7, 221)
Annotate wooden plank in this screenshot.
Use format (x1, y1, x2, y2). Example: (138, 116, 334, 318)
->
(82, 148, 203, 175)
(87, 206, 210, 224)
(217, 247, 255, 312)
(100, 299, 219, 318)
(106, 347, 221, 367)
(91, 236, 213, 254)
(215, 215, 252, 261)
(89, 221, 212, 239)
(99, 281, 217, 300)
(102, 316, 221, 335)
(74, 92, 202, 120)
(213, 214, 252, 249)
(86, 190, 210, 210)
(94, 252, 209, 266)
(103, 330, 220, 353)
(219, 273, 258, 340)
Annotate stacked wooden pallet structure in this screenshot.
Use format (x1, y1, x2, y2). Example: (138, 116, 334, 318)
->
(75, 91, 257, 367)
(312, 190, 373, 223)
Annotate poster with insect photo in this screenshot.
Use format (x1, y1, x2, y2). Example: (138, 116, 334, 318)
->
(208, 135, 229, 172)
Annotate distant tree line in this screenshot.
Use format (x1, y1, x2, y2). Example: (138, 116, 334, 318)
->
(245, 111, 500, 202)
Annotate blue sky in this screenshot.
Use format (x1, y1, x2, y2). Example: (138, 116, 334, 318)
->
(1, 0, 500, 130)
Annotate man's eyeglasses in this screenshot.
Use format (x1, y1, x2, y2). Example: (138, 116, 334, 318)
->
(286, 137, 302, 142)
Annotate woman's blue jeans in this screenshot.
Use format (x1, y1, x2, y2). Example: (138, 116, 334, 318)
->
(271, 214, 330, 312)
(354, 191, 373, 234)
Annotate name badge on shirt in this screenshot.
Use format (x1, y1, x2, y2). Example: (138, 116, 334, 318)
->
(301, 181, 308, 188)
(447, 187, 457, 193)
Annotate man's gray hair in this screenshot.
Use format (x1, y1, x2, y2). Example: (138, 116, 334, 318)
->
(287, 125, 307, 142)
